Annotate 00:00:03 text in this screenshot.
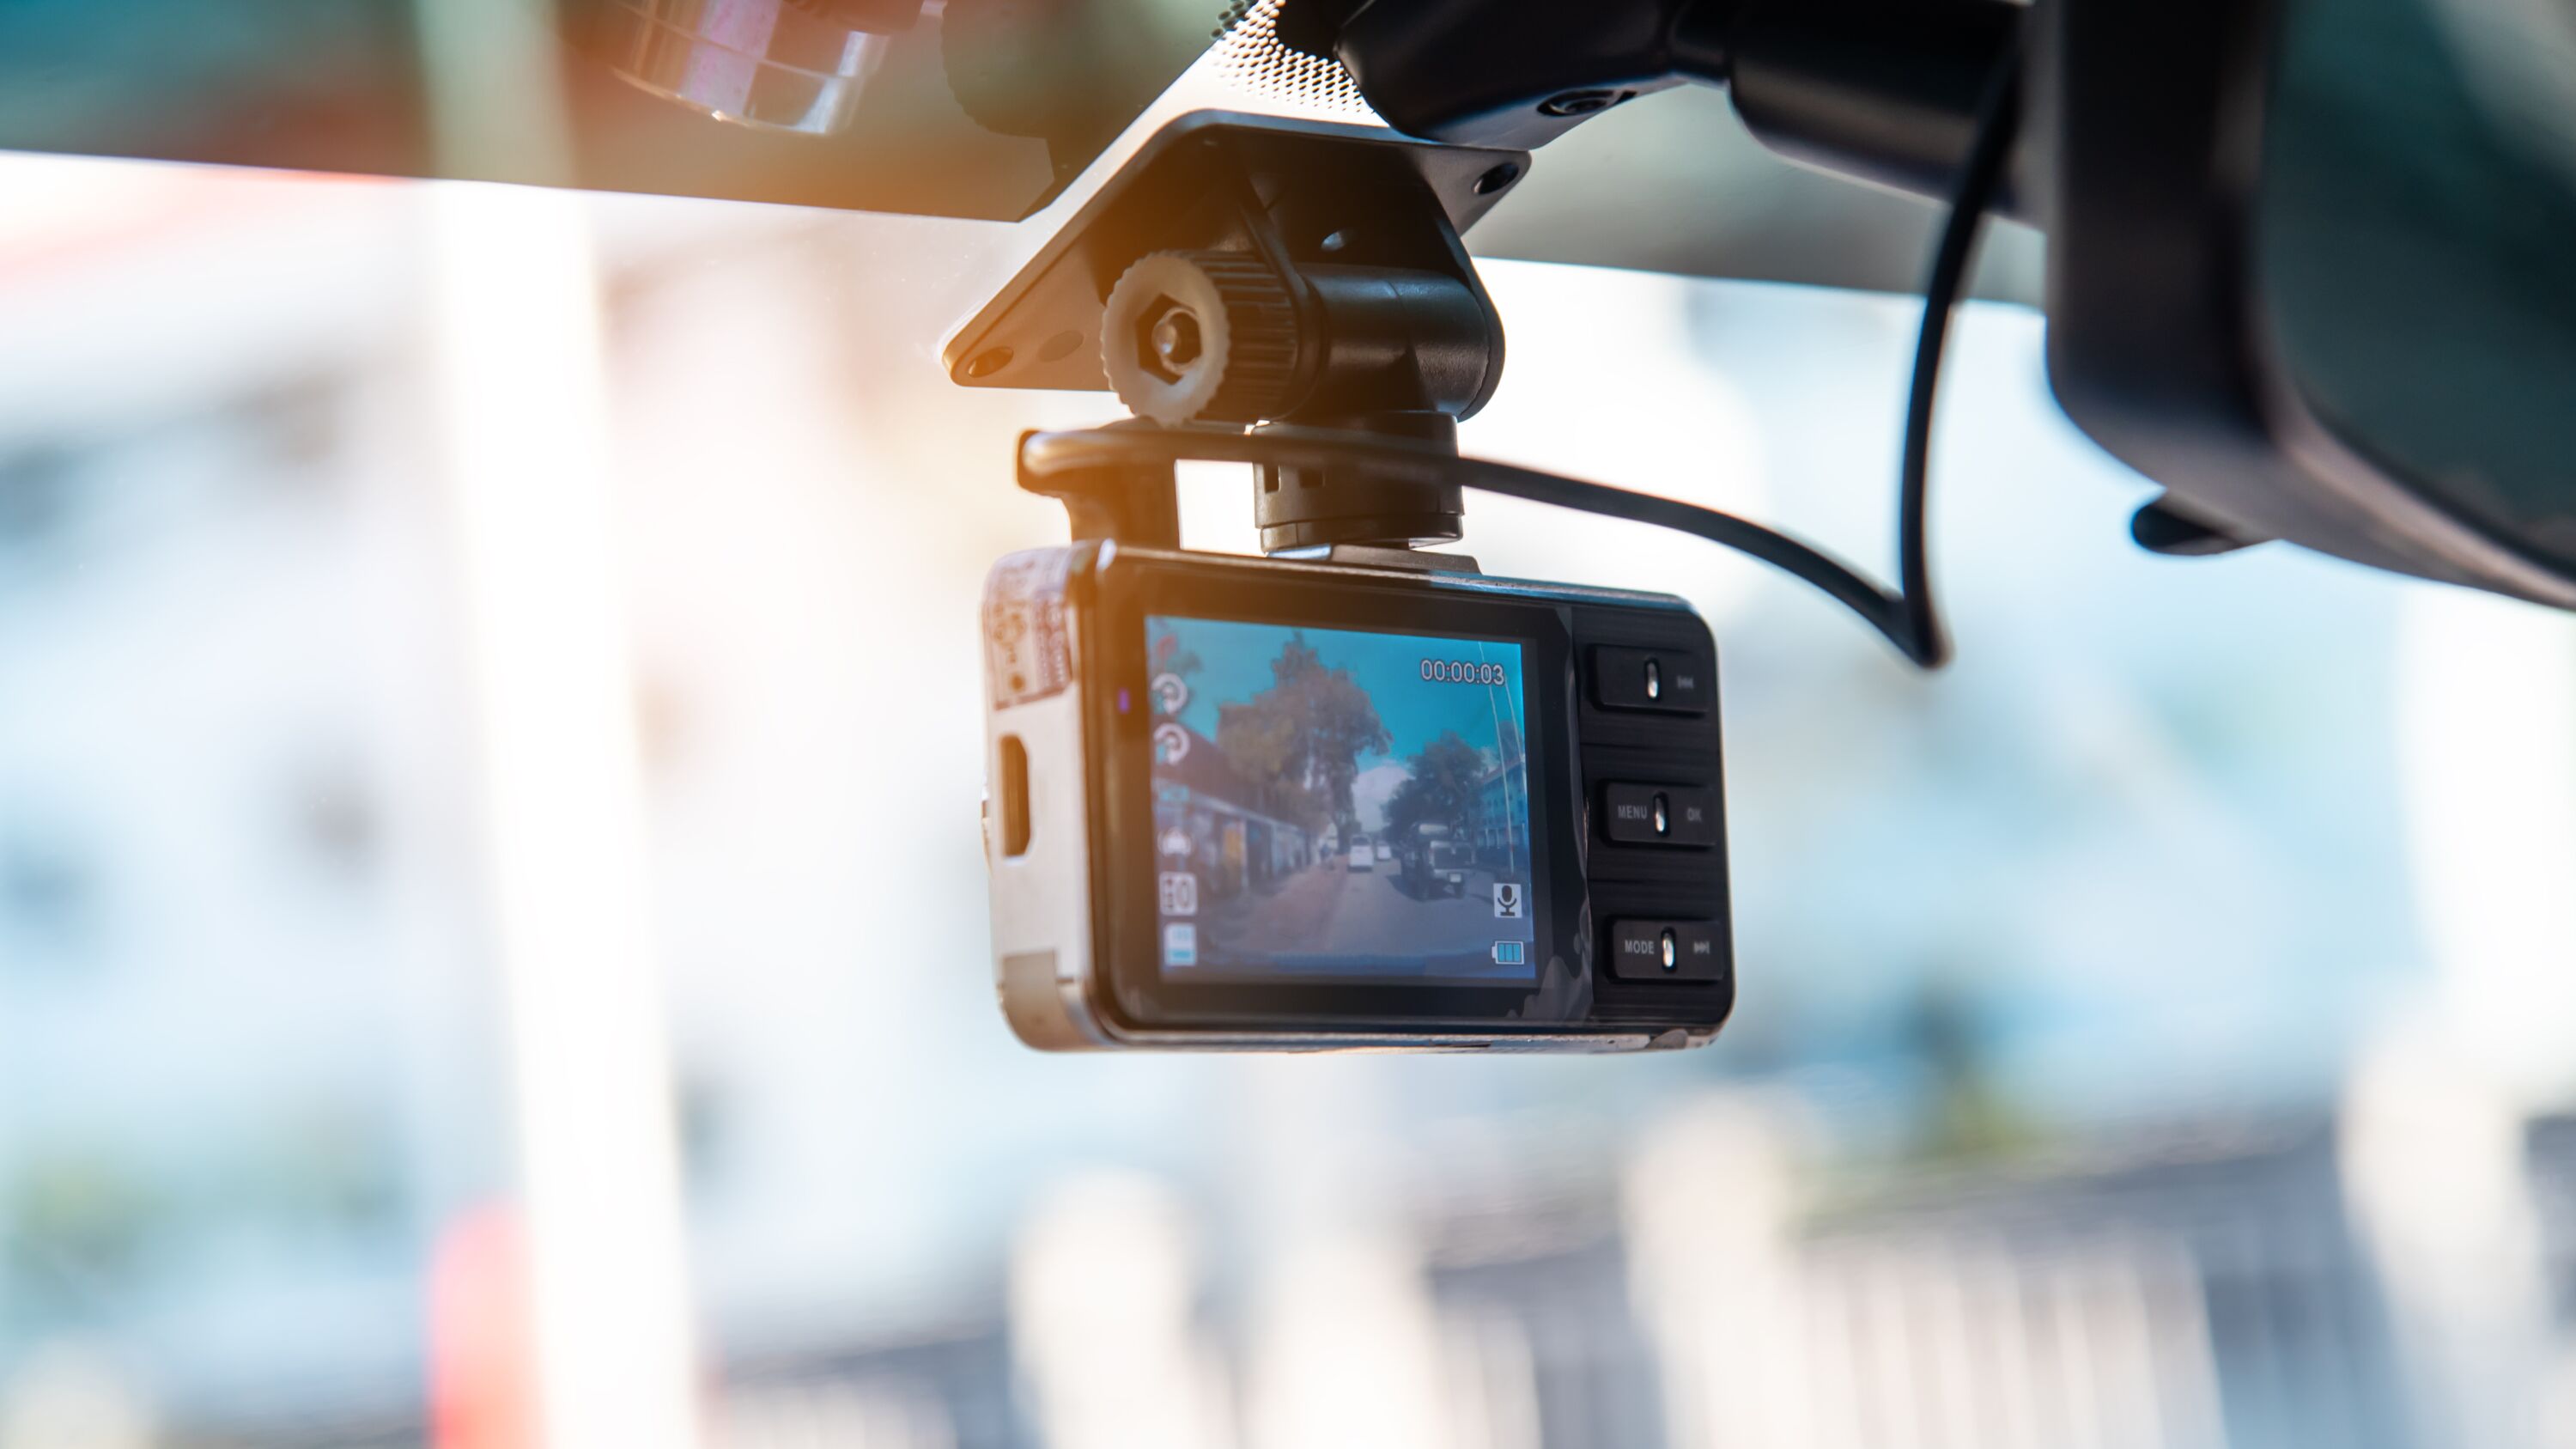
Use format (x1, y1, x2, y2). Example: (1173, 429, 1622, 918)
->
(1419, 660, 1508, 685)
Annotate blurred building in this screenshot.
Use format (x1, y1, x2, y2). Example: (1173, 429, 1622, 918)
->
(714, 1079, 2576, 1449)
(3, 147, 2574, 1449)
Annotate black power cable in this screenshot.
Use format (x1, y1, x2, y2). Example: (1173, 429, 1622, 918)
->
(1019, 29, 2026, 667)
(1893, 27, 2026, 667)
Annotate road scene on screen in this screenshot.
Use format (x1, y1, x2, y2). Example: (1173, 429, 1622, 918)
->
(1145, 616, 1537, 981)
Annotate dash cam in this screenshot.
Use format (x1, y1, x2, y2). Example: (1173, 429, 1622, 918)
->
(981, 544, 1732, 1051)
(959, 115, 1747, 1052)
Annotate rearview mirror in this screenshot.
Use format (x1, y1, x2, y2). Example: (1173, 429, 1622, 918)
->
(2041, 0, 2576, 605)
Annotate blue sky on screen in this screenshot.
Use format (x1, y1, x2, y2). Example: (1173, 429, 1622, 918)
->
(1146, 616, 1525, 765)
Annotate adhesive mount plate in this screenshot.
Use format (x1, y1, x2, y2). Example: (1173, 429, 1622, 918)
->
(942, 111, 1531, 396)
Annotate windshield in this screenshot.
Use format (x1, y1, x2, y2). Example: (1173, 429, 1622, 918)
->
(3, 149, 2573, 1448)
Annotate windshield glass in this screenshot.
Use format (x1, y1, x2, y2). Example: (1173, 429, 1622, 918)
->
(3, 150, 2573, 1448)
(0, 0, 1217, 222)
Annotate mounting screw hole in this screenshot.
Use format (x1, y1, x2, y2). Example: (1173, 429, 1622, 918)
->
(1473, 162, 1522, 196)
(1036, 329, 1084, 363)
(1151, 308, 1202, 371)
(1539, 88, 1628, 118)
(962, 346, 1013, 379)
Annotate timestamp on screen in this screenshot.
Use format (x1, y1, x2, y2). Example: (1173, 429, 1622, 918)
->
(1419, 659, 1510, 685)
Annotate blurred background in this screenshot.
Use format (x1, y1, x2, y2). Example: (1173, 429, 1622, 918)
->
(4, 67, 2576, 1449)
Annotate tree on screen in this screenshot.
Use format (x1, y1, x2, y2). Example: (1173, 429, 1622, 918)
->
(1385, 730, 1486, 840)
(1494, 707, 1524, 766)
(1217, 635, 1389, 833)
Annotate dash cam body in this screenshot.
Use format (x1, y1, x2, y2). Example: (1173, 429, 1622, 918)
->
(981, 543, 1734, 1051)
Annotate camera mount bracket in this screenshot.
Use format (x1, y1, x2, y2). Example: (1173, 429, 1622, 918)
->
(961, 82, 2017, 672)
(946, 112, 1529, 554)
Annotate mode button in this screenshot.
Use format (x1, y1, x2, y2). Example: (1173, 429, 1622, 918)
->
(1607, 919, 1728, 981)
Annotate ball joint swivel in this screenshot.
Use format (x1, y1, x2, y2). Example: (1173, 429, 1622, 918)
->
(1096, 221, 1505, 550)
(945, 118, 1526, 555)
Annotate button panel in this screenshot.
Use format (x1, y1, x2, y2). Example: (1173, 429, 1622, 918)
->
(1591, 645, 1710, 715)
(1601, 782, 1717, 847)
(1607, 919, 1727, 981)
(1572, 606, 1728, 1014)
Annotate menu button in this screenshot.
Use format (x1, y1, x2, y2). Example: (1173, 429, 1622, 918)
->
(1602, 782, 1716, 847)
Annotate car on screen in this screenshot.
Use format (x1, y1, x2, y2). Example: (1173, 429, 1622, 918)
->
(1349, 837, 1374, 871)
(1400, 839, 1470, 898)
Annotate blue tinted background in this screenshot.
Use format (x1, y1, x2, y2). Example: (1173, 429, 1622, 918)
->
(7, 144, 2576, 1449)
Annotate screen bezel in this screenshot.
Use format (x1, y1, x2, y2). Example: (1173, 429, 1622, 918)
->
(1084, 551, 1594, 1035)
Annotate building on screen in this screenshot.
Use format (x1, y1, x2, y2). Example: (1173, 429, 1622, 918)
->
(1151, 723, 1315, 899)
(1466, 754, 1531, 868)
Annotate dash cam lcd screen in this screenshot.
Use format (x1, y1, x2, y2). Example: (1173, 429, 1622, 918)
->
(1143, 616, 1540, 983)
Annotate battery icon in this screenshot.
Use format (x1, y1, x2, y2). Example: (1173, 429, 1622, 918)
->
(1492, 941, 1526, 966)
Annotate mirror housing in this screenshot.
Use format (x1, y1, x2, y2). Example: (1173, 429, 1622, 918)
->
(2038, 0, 2576, 606)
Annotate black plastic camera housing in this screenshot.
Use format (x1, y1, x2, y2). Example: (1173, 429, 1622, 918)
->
(981, 542, 1733, 1051)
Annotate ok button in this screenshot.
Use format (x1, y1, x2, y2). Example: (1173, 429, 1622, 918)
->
(1602, 782, 1716, 847)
